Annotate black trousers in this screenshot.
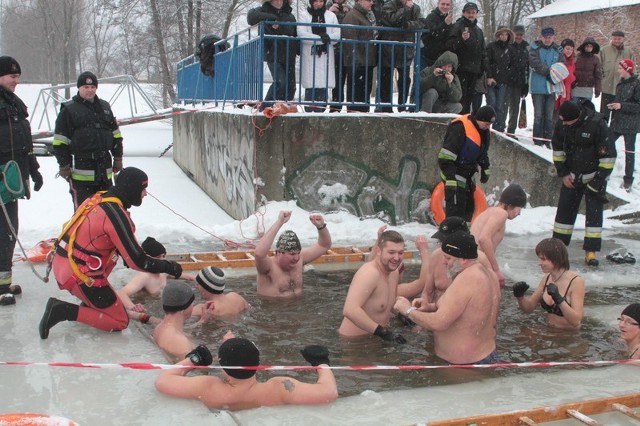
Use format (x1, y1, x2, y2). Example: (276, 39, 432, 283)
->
(378, 67, 412, 112)
(70, 179, 113, 212)
(444, 185, 475, 223)
(458, 71, 480, 114)
(345, 66, 374, 112)
(0, 200, 18, 283)
(552, 183, 604, 251)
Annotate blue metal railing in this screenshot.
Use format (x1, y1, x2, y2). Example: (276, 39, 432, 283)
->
(177, 22, 424, 112)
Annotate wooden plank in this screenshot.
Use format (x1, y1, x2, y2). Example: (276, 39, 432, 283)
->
(425, 393, 640, 426)
(566, 409, 601, 425)
(518, 416, 538, 425)
(613, 403, 640, 421)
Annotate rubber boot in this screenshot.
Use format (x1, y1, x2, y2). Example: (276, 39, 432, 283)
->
(585, 251, 599, 267)
(0, 284, 20, 306)
(39, 298, 80, 339)
(0, 294, 15, 306)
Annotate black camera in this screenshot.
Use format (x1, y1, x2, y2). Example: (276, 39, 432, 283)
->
(437, 70, 447, 76)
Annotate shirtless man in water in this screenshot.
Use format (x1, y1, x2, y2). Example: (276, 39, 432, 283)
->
(395, 231, 500, 364)
(255, 210, 331, 297)
(339, 230, 407, 343)
(470, 183, 527, 288)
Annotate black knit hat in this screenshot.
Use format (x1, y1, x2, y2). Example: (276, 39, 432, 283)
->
(196, 266, 226, 294)
(441, 231, 478, 259)
(621, 303, 640, 324)
(218, 338, 260, 379)
(141, 237, 166, 257)
(462, 2, 478, 11)
(0, 56, 21, 77)
(77, 71, 98, 88)
(162, 282, 195, 313)
(512, 24, 525, 35)
(499, 184, 527, 207)
(432, 216, 469, 241)
(473, 105, 496, 123)
(111, 167, 148, 208)
(558, 101, 581, 121)
(561, 39, 575, 48)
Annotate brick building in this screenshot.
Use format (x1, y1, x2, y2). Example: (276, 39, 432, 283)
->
(526, 0, 640, 59)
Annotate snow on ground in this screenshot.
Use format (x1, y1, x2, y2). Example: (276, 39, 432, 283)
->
(14, 83, 640, 256)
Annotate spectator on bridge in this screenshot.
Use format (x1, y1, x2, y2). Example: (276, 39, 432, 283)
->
(53, 71, 123, 211)
(572, 38, 602, 104)
(600, 30, 634, 123)
(341, 0, 379, 112)
(418, 50, 462, 113)
(485, 26, 514, 133)
(528, 27, 564, 147)
(247, 0, 298, 111)
(299, 0, 340, 113)
(376, 0, 422, 112)
(554, 39, 576, 114)
(609, 59, 640, 192)
(420, 0, 454, 69)
(327, 0, 351, 110)
(444, 2, 487, 114)
(505, 24, 529, 136)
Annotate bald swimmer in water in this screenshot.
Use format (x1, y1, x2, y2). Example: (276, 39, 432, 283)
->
(255, 210, 331, 297)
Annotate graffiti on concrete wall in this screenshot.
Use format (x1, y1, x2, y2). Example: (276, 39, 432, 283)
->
(288, 154, 430, 224)
(203, 114, 255, 218)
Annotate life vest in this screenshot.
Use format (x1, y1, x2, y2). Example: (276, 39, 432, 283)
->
(50, 192, 122, 286)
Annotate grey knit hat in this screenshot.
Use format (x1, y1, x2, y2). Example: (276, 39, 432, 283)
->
(162, 282, 195, 312)
(196, 266, 226, 294)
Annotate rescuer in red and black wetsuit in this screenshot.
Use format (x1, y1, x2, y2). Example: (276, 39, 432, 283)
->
(38, 167, 183, 339)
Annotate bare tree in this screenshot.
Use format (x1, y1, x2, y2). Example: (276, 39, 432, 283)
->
(149, 0, 177, 104)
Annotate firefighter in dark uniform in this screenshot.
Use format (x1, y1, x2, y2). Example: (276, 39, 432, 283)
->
(438, 105, 495, 222)
(551, 100, 617, 266)
(0, 56, 43, 306)
(53, 71, 123, 210)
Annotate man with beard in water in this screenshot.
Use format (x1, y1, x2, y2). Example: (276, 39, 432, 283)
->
(339, 230, 407, 344)
(394, 231, 500, 364)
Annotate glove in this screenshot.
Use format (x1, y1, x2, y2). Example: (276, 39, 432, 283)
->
(186, 344, 213, 366)
(374, 325, 407, 344)
(166, 260, 183, 278)
(512, 281, 529, 298)
(59, 166, 72, 180)
(546, 283, 565, 305)
(113, 158, 123, 173)
(546, 74, 555, 85)
(587, 180, 609, 204)
(480, 169, 490, 184)
(521, 83, 528, 97)
(301, 345, 330, 366)
(31, 170, 43, 192)
(320, 33, 331, 45)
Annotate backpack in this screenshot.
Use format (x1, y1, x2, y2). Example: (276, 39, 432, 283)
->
(196, 34, 227, 77)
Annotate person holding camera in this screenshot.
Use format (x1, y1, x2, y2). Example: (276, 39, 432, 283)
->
(420, 0, 454, 69)
(418, 50, 462, 113)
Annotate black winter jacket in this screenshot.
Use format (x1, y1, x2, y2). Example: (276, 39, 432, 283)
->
(445, 17, 486, 75)
(247, 2, 298, 64)
(611, 74, 640, 134)
(421, 8, 452, 65)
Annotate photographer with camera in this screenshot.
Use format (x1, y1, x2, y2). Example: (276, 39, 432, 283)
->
(418, 51, 462, 113)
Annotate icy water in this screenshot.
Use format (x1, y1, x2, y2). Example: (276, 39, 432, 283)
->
(137, 264, 640, 398)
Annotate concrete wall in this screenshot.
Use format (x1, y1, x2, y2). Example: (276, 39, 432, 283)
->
(173, 110, 624, 223)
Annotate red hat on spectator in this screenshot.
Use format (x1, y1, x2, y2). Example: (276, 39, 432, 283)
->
(620, 59, 635, 75)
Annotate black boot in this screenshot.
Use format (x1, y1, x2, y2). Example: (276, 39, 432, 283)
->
(39, 298, 79, 339)
(0, 294, 15, 306)
(0, 284, 20, 306)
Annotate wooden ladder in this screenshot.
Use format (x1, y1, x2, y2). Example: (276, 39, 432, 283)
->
(517, 402, 640, 425)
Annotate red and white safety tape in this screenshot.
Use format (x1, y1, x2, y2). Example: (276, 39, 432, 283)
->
(0, 359, 637, 372)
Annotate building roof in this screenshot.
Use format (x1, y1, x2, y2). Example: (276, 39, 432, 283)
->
(528, 0, 640, 19)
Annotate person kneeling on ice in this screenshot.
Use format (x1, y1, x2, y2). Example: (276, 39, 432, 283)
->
(38, 167, 183, 339)
(118, 236, 196, 325)
(192, 266, 250, 324)
(155, 333, 338, 410)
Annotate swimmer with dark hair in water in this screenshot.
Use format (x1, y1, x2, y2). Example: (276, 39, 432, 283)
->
(618, 303, 640, 360)
(512, 237, 585, 329)
(155, 331, 338, 410)
(254, 210, 331, 298)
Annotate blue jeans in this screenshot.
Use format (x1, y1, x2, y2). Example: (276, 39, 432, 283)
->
(264, 60, 296, 108)
(486, 84, 508, 132)
(304, 88, 328, 113)
(532, 93, 555, 146)
(613, 132, 637, 185)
